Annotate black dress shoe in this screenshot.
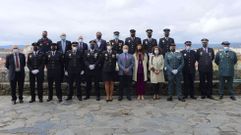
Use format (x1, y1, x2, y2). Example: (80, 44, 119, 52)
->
(118, 97, 123, 101)
(178, 97, 186, 102)
(201, 96, 206, 99)
(127, 97, 132, 101)
(96, 97, 100, 101)
(207, 96, 215, 100)
(77, 97, 82, 101)
(47, 98, 52, 102)
(12, 100, 16, 105)
(39, 99, 43, 103)
(219, 95, 223, 100)
(167, 96, 173, 101)
(29, 100, 35, 103)
(19, 100, 24, 104)
(230, 96, 236, 101)
(65, 97, 72, 101)
(58, 99, 63, 103)
(190, 96, 197, 100)
(84, 97, 89, 100)
(183, 96, 188, 99)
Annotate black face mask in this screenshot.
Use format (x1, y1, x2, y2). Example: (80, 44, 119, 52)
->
(43, 35, 47, 38)
(164, 33, 169, 37)
(51, 47, 56, 51)
(170, 48, 175, 52)
(202, 44, 208, 48)
(33, 47, 38, 51)
(97, 35, 101, 40)
(90, 45, 95, 50)
(131, 33, 135, 37)
(147, 34, 152, 38)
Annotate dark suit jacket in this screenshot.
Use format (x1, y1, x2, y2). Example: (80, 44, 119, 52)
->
(78, 42, 88, 53)
(196, 47, 215, 72)
(5, 53, 26, 81)
(124, 37, 142, 54)
(180, 50, 197, 74)
(94, 39, 107, 52)
(158, 37, 175, 55)
(143, 38, 157, 53)
(57, 40, 72, 54)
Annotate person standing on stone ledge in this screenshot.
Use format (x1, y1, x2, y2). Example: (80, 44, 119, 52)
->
(5, 45, 26, 105)
(196, 38, 215, 100)
(37, 31, 52, 54)
(215, 41, 237, 101)
(45, 43, 64, 103)
(27, 43, 45, 103)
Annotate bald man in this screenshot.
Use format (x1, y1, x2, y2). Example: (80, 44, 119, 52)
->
(57, 33, 72, 54)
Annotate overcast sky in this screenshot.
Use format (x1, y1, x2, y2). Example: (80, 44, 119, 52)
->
(1, 0, 241, 46)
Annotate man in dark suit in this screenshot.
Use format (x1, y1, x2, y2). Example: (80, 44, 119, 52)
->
(143, 29, 157, 55)
(117, 45, 135, 101)
(5, 45, 26, 105)
(125, 29, 142, 54)
(109, 31, 124, 54)
(180, 41, 197, 99)
(158, 28, 175, 56)
(84, 40, 102, 101)
(27, 43, 45, 103)
(37, 31, 52, 54)
(196, 38, 215, 99)
(45, 43, 64, 103)
(65, 42, 85, 101)
(57, 33, 72, 54)
(94, 32, 107, 52)
(77, 36, 88, 53)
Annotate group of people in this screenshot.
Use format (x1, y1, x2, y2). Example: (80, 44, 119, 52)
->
(5, 28, 238, 105)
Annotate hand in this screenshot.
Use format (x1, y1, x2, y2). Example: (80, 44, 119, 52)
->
(172, 69, 178, 75)
(124, 68, 129, 74)
(80, 70, 84, 75)
(155, 70, 160, 74)
(65, 71, 68, 76)
(89, 64, 95, 70)
(31, 69, 38, 75)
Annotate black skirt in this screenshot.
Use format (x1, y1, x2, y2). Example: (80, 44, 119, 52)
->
(102, 71, 116, 81)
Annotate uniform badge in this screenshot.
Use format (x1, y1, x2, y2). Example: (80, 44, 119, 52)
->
(184, 53, 186, 56)
(200, 52, 203, 56)
(95, 53, 98, 58)
(69, 54, 71, 57)
(112, 54, 115, 58)
(48, 55, 51, 58)
(128, 40, 131, 43)
(105, 53, 108, 57)
(162, 40, 165, 43)
(145, 41, 148, 44)
(87, 53, 90, 56)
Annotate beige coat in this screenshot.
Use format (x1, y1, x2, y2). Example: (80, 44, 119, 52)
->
(149, 55, 165, 83)
(133, 53, 148, 82)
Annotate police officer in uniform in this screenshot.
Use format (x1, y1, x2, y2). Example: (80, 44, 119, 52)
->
(45, 43, 64, 102)
(65, 42, 84, 101)
(196, 38, 215, 99)
(109, 31, 124, 55)
(37, 31, 52, 54)
(125, 29, 142, 54)
(27, 43, 45, 103)
(164, 43, 185, 102)
(215, 41, 237, 100)
(158, 28, 175, 56)
(143, 29, 157, 55)
(84, 40, 102, 101)
(180, 41, 197, 99)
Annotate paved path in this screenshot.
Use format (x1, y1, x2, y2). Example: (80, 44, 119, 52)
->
(0, 96, 241, 135)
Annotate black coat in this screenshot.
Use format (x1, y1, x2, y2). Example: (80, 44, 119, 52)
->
(125, 37, 142, 54)
(65, 50, 84, 73)
(57, 40, 72, 54)
(101, 51, 117, 72)
(180, 50, 197, 74)
(45, 51, 64, 74)
(143, 38, 157, 53)
(77, 42, 88, 53)
(5, 53, 26, 81)
(84, 49, 102, 75)
(37, 38, 52, 53)
(196, 47, 215, 72)
(94, 39, 107, 52)
(158, 37, 175, 55)
(109, 39, 124, 54)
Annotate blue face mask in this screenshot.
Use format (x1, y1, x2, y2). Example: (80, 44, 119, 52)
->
(223, 47, 229, 52)
(114, 35, 119, 39)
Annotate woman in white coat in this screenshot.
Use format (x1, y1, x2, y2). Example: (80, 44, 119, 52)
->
(149, 46, 165, 100)
(133, 44, 148, 100)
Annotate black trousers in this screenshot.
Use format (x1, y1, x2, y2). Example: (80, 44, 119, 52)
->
(86, 74, 100, 98)
(119, 75, 132, 98)
(199, 71, 213, 97)
(68, 72, 82, 98)
(30, 72, 43, 100)
(10, 72, 24, 101)
(183, 72, 195, 97)
(47, 72, 62, 100)
(151, 83, 160, 95)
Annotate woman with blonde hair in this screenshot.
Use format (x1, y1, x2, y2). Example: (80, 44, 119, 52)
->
(133, 44, 148, 100)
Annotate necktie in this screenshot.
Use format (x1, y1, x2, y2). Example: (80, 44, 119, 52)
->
(15, 54, 20, 68)
(124, 53, 127, 68)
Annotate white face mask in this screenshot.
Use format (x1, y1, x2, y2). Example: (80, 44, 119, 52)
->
(186, 46, 191, 50)
(13, 49, 19, 53)
(123, 49, 128, 53)
(78, 39, 83, 42)
(223, 47, 229, 51)
(61, 36, 66, 40)
(72, 47, 77, 51)
(154, 50, 159, 55)
(107, 46, 112, 51)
